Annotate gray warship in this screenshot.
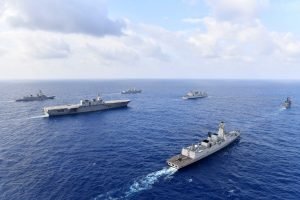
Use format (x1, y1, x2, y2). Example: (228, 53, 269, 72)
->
(44, 95, 130, 116)
(167, 122, 240, 169)
(16, 90, 55, 102)
(283, 97, 292, 109)
(121, 88, 142, 94)
(182, 91, 207, 99)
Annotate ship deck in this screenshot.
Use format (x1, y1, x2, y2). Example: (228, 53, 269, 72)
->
(104, 99, 130, 104)
(44, 100, 130, 111)
(167, 154, 195, 169)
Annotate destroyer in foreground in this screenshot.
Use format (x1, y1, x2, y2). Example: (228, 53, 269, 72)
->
(121, 88, 142, 94)
(182, 91, 207, 99)
(44, 95, 130, 116)
(16, 90, 55, 102)
(283, 97, 292, 109)
(167, 122, 240, 169)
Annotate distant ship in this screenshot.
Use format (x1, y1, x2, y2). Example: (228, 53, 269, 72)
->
(16, 90, 55, 102)
(283, 97, 292, 109)
(167, 122, 240, 169)
(182, 91, 207, 99)
(121, 88, 142, 94)
(44, 95, 130, 116)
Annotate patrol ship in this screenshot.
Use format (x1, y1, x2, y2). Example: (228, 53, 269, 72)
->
(167, 122, 240, 169)
(44, 95, 130, 116)
(16, 90, 55, 102)
(182, 91, 207, 99)
(283, 97, 292, 109)
(121, 88, 142, 94)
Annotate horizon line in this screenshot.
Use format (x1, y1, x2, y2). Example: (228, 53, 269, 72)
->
(0, 78, 300, 82)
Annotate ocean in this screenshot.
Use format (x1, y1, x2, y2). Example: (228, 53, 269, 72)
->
(0, 80, 299, 200)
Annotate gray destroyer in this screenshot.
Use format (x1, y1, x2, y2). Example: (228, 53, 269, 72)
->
(16, 90, 55, 102)
(121, 88, 142, 94)
(44, 95, 130, 116)
(283, 97, 292, 109)
(182, 91, 207, 99)
(167, 122, 240, 169)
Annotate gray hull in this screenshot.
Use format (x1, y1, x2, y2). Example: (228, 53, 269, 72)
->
(44, 100, 130, 116)
(284, 102, 291, 109)
(121, 91, 142, 94)
(16, 96, 55, 102)
(167, 133, 239, 169)
(182, 95, 207, 100)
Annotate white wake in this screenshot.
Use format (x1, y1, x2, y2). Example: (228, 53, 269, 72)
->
(94, 167, 177, 200)
(29, 114, 49, 119)
(125, 167, 177, 197)
(0, 100, 14, 103)
(279, 107, 286, 111)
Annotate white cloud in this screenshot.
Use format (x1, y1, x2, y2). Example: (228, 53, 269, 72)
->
(1, 0, 125, 37)
(29, 38, 71, 59)
(0, 1, 5, 15)
(1, 15, 300, 79)
(182, 18, 203, 24)
(0, 30, 71, 60)
(0, 0, 300, 79)
(206, 0, 270, 21)
(187, 17, 276, 61)
(272, 32, 300, 62)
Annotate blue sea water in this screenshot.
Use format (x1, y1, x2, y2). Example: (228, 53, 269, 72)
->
(0, 80, 300, 200)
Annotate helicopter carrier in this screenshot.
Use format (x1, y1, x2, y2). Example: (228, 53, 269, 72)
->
(44, 95, 130, 116)
(167, 122, 240, 169)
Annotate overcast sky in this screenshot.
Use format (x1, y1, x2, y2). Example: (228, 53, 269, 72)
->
(0, 0, 299, 79)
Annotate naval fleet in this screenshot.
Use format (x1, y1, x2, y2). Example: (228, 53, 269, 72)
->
(16, 90, 55, 102)
(167, 122, 240, 169)
(44, 95, 130, 116)
(12, 86, 294, 171)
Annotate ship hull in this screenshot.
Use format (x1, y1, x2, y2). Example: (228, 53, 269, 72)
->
(16, 96, 55, 102)
(284, 103, 291, 109)
(44, 100, 130, 117)
(182, 95, 207, 100)
(121, 91, 142, 94)
(167, 133, 240, 169)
